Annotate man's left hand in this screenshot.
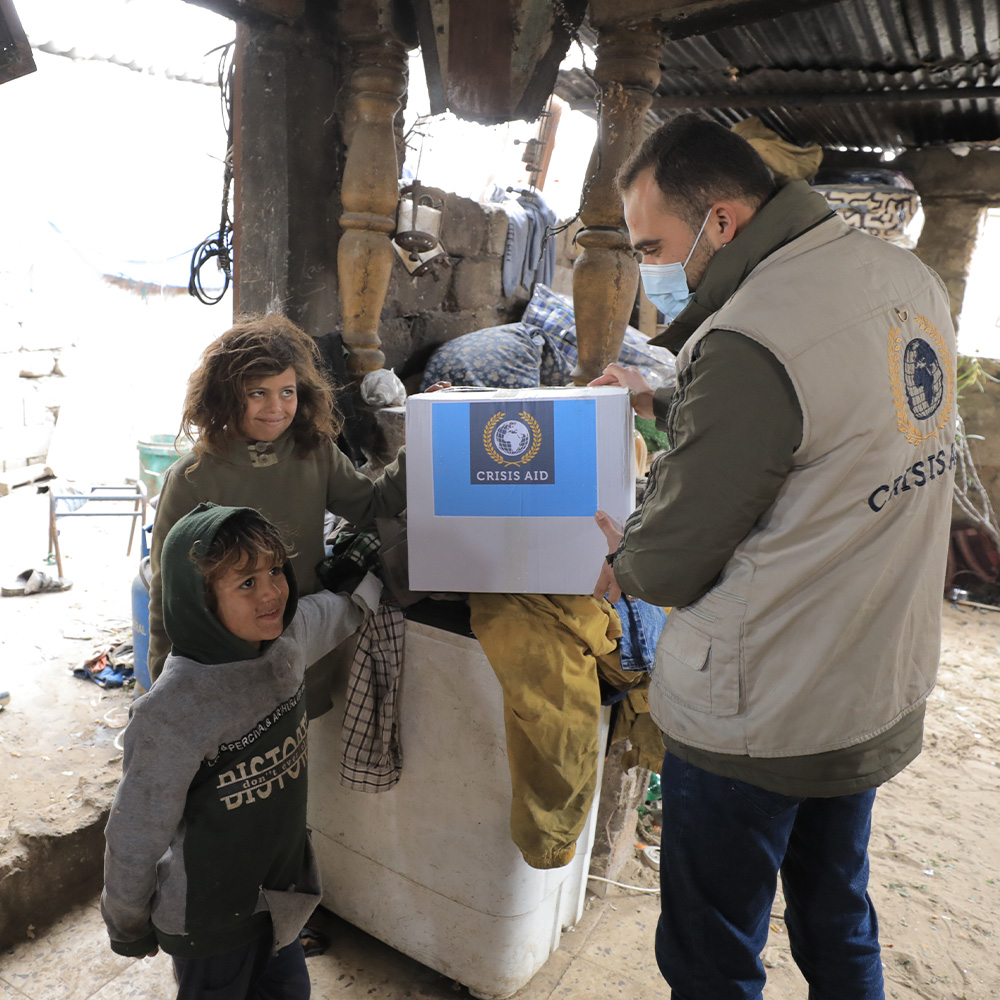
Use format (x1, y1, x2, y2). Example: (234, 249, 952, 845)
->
(593, 510, 624, 603)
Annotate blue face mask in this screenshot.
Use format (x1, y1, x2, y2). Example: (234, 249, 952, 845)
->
(638, 210, 712, 322)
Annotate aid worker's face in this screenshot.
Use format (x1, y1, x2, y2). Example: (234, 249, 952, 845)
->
(239, 367, 298, 442)
(623, 168, 719, 290)
(211, 559, 289, 648)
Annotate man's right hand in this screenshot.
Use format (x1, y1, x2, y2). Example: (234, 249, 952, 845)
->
(589, 364, 655, 420)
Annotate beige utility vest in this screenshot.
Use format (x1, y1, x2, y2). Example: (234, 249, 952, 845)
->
(649, 215, 957, 757)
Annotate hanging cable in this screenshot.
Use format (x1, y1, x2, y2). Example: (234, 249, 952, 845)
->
(189, 41, 235, 305)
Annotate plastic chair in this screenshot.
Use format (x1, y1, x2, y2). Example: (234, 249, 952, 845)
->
(47, 481, 148, 578)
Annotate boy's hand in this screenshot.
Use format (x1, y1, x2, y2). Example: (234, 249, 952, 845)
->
(145, 947, 159, 958)
(593, 510, 624, 603)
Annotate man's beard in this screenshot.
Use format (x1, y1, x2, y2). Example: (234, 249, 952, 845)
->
(686, 238, 719, 293)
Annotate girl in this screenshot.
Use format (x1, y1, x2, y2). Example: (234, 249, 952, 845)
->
(147, 313, 406, 716)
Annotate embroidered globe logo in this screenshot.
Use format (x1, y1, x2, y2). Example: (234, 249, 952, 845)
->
(903, 338, 944, 420)
(493, 419, 532, 458)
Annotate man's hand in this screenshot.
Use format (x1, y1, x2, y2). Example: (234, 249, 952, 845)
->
(592, 510, 624, 603)
(589, 364, 655, 420)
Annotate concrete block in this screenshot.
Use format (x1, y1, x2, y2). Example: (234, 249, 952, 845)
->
(440, 192, 493, 258)
(450, 258, 503, 309)
(385, 258, 450, 315)
(4, 422, 54, 461)
(18, 351, 56, 378)
(484, 205, 509, 257)
(378, 316, 417, 373)
(0, 809, 108, 952)
(410, 306, 509, 349)
(549, 264, 575, 298)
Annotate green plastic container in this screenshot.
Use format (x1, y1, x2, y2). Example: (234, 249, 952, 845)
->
(137, 434, 191, 499)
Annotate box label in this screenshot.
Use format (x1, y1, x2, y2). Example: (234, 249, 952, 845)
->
(469, 400, 555, 485)
(432, 398, 598, 516)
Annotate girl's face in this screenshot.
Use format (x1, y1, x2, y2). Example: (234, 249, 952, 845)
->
(239, 366, 298, 442)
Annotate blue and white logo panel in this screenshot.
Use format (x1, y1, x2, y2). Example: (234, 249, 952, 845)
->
(432, 398, 598, 516)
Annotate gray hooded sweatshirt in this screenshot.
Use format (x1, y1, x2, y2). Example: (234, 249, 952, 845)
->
(101, 502, 380, 958)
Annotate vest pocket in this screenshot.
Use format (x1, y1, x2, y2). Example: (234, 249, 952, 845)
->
(653, 594, 744, 717)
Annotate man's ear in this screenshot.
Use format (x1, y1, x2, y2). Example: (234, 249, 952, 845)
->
(708, 200, 754, 247)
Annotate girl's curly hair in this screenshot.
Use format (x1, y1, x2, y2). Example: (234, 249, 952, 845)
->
(180, 314, 341, 462)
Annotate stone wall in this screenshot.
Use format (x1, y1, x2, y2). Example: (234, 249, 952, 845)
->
(0, 310, 66, 495)
(376, 190, 582, 376)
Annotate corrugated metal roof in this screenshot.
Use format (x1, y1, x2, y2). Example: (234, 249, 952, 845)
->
(558, 0, 1000, 150)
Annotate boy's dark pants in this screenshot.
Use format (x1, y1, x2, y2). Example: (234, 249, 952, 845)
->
(173, 931, 310, 1000)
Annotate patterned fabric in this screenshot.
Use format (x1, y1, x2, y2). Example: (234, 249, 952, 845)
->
(521, 284, 678, 389)
(419, 284, 677, 392)
(330, 529, 381, 572)
(420, 323, 571, 391)
(340, 602, 405, 792)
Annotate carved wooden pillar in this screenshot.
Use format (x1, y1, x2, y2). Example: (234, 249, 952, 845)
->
(571, 23, 663, 384)
(337, 36, 407, 379)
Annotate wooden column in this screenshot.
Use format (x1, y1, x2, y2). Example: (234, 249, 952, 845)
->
(231, 21, 345, 334)
(337, 35, 407, 379)
(571, 23, 662, 384)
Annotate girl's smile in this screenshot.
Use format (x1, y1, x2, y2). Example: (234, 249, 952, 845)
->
(239, 367, 298, 442)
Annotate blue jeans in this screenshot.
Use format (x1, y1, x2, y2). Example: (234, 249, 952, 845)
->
(173, 932, 310, 1000)
(657, 752, 884, 1000)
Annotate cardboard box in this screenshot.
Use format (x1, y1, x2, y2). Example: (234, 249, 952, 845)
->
(406, 386, 635, 594)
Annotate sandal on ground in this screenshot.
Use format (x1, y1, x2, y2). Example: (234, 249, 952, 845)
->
(2, 569, 72, 596)
(2, 569, 36, 596)
(25, 569, 72, 594)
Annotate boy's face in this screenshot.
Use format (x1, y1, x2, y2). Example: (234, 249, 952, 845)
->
(239, 366, 298, 442)
(211, 559, 289, 649)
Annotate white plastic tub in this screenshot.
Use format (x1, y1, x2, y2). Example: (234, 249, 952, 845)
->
(308, 618, 608, 1000)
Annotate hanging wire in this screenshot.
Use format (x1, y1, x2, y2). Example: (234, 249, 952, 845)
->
(189, 41, 235, 305)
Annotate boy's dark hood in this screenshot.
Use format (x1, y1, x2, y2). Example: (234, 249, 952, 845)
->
(160, 502, 298, 666)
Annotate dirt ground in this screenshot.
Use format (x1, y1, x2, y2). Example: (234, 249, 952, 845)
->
(0, 485, 137, 837)
(2, 479, 999, 997)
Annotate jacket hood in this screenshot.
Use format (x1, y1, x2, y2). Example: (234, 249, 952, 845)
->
(160, 502, 298, 666)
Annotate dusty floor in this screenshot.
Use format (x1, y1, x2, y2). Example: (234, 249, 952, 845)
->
(0, 485, 137, 835)
(2, 481, 1000, 998)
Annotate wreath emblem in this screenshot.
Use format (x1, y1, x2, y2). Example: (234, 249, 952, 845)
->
(887, 314, 954, 445)
(483, 411, 543, 467)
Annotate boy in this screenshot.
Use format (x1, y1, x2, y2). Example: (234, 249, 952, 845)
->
(102, 503, 380, 999)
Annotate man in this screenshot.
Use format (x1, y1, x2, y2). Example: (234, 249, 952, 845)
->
(592, 114, 957, 999)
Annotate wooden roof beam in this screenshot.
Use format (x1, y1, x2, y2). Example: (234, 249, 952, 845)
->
(0, 0, 36, 86)
(180, 0, 304, 25)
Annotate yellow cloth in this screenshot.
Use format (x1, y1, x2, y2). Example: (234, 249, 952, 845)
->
(469, 593, 663, 870)
(733, 116, 823, 184)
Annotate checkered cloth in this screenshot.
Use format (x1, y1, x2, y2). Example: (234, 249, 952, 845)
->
(340, 601, 405, 792)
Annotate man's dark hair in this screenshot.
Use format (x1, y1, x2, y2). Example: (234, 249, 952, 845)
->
(618, 113, 777, 230)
